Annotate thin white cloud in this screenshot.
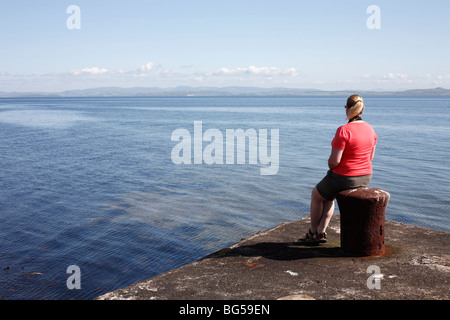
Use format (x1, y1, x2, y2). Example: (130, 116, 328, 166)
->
(68, 62, 163, 79)
(356, 72, 450, 90)
(4, 63, 299, 84)
(139, 62, 154, 72)
(133, 62, 165, 77)
(70, 67, 110, 76)
(211, 65, 299, 77)
(383, 73, 409, 81)
(2, 63, 449, 92)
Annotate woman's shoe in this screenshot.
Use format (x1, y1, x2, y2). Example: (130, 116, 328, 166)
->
(297, 230, 327, 244)
(298, 229, 319, 243)
(316, 232, 327, 243)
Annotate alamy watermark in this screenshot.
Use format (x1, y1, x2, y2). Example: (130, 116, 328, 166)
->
(66, 5, 380, 31)
(66, 5, 81, 30)
(367, 5, 381, 30)
(367, 265, 382, 289)
(66, 265, 81, 289)
(171, 121, 279, 175)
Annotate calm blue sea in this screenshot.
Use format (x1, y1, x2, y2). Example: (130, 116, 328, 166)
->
(0, 96, 449, 299)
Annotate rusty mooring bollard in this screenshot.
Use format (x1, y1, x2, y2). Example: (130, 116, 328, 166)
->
(336, 187, 390, 257)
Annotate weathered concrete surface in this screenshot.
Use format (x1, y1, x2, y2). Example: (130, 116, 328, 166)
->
(96, 216, 450, 300)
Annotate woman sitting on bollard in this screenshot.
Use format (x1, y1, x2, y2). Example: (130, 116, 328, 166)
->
(300, 95, 378, 243)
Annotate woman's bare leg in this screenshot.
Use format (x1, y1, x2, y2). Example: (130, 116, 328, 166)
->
(318, 199, 334, 234)
(310, 187, 335, 234)
(310, 187, 324, 234)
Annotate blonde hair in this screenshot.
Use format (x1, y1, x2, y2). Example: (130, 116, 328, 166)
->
(346, 95, 364, 120)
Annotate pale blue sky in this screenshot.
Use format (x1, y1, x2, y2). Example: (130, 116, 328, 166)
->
(1, 0, 449, 92)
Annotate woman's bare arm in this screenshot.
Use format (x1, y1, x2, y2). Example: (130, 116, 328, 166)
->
(328, 148, 344, 170)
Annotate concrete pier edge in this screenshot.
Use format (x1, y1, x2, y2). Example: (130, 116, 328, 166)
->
(96, 216, 450, 300)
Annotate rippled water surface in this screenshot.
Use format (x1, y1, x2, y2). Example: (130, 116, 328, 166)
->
(0, 96, 449, 299)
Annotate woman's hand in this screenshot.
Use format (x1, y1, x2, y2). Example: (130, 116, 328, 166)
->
(328, 148, 344, 170)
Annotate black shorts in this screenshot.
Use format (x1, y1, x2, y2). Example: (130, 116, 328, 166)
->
(315, 170, 372, 201)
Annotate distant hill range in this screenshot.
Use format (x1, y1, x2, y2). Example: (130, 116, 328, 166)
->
(1, 86, 450, 97)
